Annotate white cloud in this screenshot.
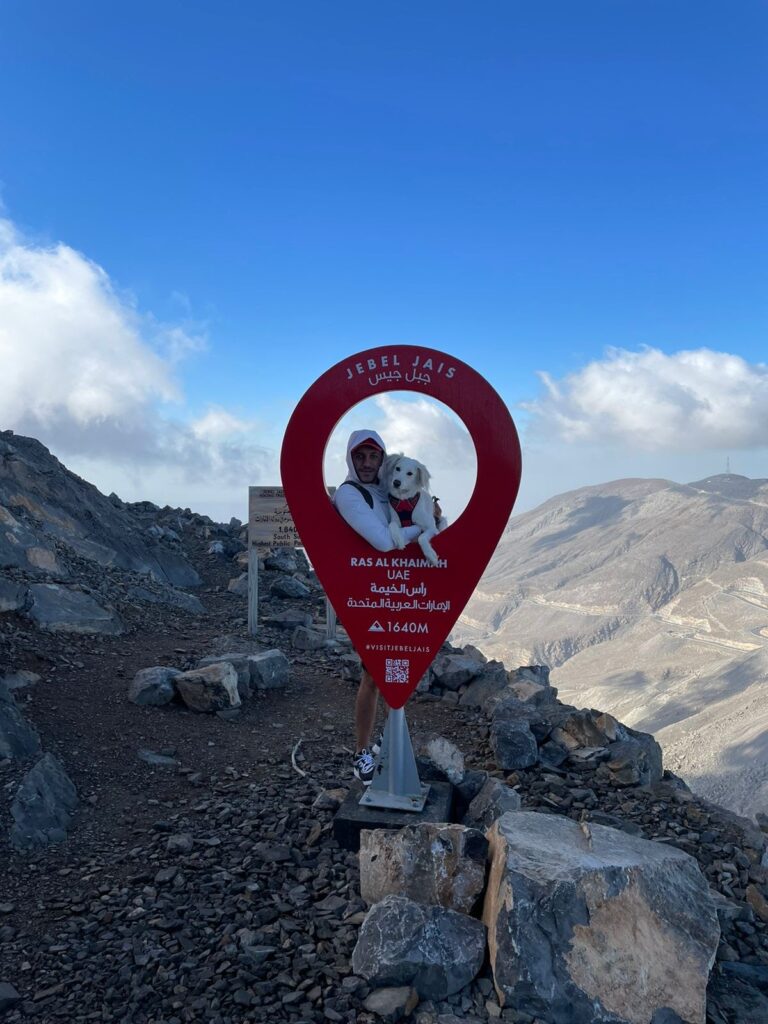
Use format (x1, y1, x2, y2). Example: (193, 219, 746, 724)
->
(324, 394, 477, 520)
(190, 407, 253, 441)
(0, 217, 276, 519)
(524, 347, 768, 451)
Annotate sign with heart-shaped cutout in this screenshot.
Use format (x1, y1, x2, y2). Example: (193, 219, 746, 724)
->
(281, 345, 521, 708)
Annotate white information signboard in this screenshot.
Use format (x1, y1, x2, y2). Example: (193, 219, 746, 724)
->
(247, 485, 335, 635)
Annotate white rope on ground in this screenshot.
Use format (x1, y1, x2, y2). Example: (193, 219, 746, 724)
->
(290, 737, 307, 777)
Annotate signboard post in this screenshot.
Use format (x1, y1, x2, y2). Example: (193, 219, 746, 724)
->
(281, 345, 521, 808)
(247, 486, 335, 635)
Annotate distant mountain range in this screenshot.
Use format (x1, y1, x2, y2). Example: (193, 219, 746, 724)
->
(453, 473, 768, 819)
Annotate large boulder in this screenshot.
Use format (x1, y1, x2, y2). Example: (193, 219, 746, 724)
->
(10, 752, 79, 851)
(352, 895, 486, 1000)
(24, 584, 123, 634)
(262, 609, 313, 630)
(174, 663, 240, 712)
(197, 654, 252, 699)
(264, 551, 298, 573)
(598, 737, 661, 787)
(248, 650, 290, 690)
(1, 670, 40, 692)
(127, 585, 205, 615)
(292, 625, 326, 650)
(359, 824, 488, 913)
(459, 661, 509, 710)
(553, 707, 622, 747)
(484, 811, 720, 1024)
(0, 680, 42, 760)
(506, 665, 558, 706)
(0, 577, 30, 613)
(431, 652, 484, 691)
(464, 777, 522, 831)
(128, 666, 181, 706)
(0, 503, 62, 574)
(227, 573, 249, 597)
(623, 724, 663, 785)
(489, 716, 538, 771)
(270, 576, 311, 599)
(413, 733, 465, 785)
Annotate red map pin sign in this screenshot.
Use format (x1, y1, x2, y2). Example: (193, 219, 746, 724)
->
(280, 345, 521, 709)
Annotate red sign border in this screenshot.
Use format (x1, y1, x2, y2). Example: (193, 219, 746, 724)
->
(280, 344, 521, 708)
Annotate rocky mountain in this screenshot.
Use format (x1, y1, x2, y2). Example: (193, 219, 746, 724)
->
(453, 473, 768, 819)
(3, 433, 768, 1021)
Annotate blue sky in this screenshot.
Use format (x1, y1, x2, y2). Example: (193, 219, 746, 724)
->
(0, 1, 766, 520)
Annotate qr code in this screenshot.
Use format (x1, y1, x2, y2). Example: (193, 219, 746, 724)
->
(385, 658, 410, 684)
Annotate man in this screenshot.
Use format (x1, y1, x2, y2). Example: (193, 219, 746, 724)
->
(334, 429, 446, 784)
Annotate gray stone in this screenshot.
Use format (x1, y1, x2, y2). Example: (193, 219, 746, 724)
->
(262, 609, 313, 630)
(0, 983, 21, 1012)
(292, 625, 326, 650)
(506, 665, 558, 706)
(127, 584, 205, 614)
(312, 788, 348, 811)
(24, 584, 123, 634)
(0, 504, 62, 573)
(464, 777, 521, 830)
(454, 769, 488, 808)
(227, 572, 249, 597)
(459, 662, 509, 710)
(352, 895, 486, 1000)
(555, 708, 622, 748)
(0, 577, 30, 613)
(128, 666, 180, 706)
(340, 652, 362, 682)
(167, 833, 194, 854)
(484, 811, 720, 1023)
(265, 552, 298, 573)
(623, 725, 663, 785)
(413, 734, 465, 785)
(1, 670, 40, 691)
(197, 654, 252, 699)
(0, 681, 41, 760)
(489, 717, 538, 771)
(137, 748, 179, 766)
(248, 650, 290, 690)
(363, 986, 419, 1021)
(707, 970, 768, 1024)
(10, 752, 79, 851)
(601, 737, 660, 787)
(360, 823, 488, 914)
(431, 652, 484, 691)
(461, 643, 487, 664)
(175, 663, 241, 712)
(270, 576, 311, 599)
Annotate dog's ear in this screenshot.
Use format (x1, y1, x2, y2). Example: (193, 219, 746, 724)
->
(416, 460, 431, 491)
(383, 453, 402, 479)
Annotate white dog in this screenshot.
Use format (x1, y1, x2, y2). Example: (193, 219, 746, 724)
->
(382, 453, 440, 565)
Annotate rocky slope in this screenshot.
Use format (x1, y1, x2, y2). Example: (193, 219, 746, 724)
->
(3, 435, 768, 1022)
(453, 473, 768, 819)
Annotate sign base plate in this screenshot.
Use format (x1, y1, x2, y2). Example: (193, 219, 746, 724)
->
(332, 780, 454, 852)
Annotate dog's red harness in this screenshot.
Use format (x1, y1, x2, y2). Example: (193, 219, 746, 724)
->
(389, 493, 421, 527)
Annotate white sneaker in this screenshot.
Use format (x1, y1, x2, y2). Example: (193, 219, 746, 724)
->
(352, 748, 376, 786)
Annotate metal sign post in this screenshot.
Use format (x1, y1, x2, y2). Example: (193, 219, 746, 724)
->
(360, 706, 429, 811)
(281, 345, 521, 809)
